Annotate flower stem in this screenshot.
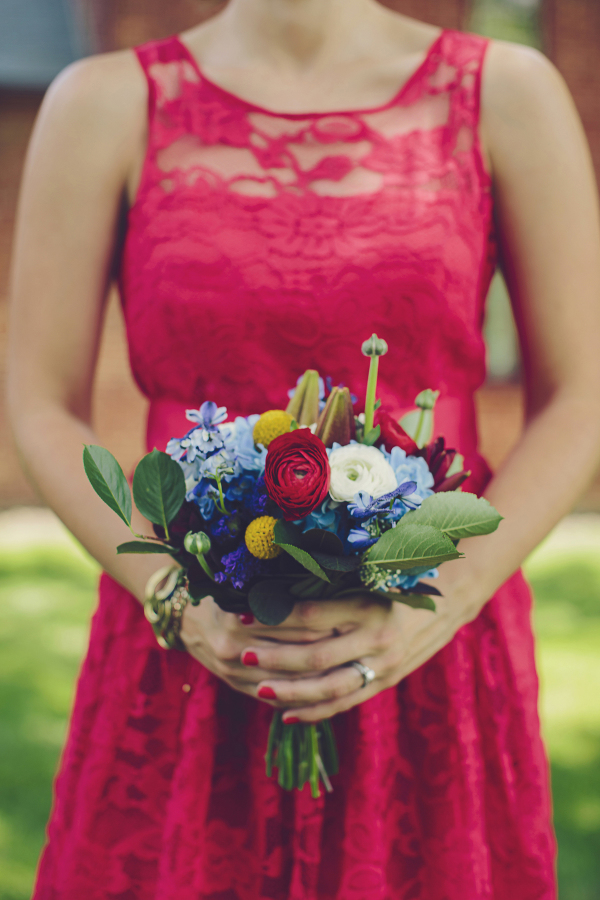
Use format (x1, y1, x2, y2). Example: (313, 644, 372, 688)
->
(364, 356, 379, 437)
(215, 474, 229, 516)
(197, 554, 214, 581)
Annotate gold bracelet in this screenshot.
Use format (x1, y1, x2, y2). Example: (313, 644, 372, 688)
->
(144, 565, 189, 651)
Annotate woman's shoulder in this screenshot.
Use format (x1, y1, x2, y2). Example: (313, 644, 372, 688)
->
(481, 37, 584, 181)
(42, 49, 146, 151)
(35, 49, 148, 184)
(482, 38, 571, 126)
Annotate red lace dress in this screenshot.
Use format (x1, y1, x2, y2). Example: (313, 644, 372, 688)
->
(34, 30, 557, 900)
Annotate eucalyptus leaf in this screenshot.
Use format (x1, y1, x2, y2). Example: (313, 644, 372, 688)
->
(365, 523, 461, 570)
(405, 492, 502, 540)
(273, 521, 331, 582)
(249, 580, 296, 625)
(116, 541, 174, 555)
(132, 449, 186, 531)
(83, 445, 132, 527)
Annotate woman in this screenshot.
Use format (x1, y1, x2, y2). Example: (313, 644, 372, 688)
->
(8, 0, 600, 897)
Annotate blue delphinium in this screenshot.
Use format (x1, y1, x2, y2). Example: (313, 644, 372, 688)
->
(214, 545, 267, 590)
(245, 475, 270, 517)
(347, 526, 378, 549)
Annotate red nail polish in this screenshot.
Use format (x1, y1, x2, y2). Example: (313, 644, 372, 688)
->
(283, 716, 300, 724)
(240, 614, 254, 625)
(258, 686, 277, 700)
(242, 651, 259, 667)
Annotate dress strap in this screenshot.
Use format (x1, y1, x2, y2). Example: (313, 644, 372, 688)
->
(133, 36, 201, 122)
(401, 30, 490, 127)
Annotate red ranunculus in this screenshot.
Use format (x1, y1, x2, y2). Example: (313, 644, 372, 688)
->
(374, 410, 419, 456)
(264, 430, 331, 521)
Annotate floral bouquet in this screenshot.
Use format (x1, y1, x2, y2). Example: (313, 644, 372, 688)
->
(84, 335, 501, 797)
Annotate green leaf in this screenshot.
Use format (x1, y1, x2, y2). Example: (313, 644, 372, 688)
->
(273, 521, 331, 582)
(83, 445, 131, 527)
(187, 581, 216, 605)
(273, 520, 305, 549)
(396, 593, 437, 611)
(404, 492, 502, 541)
(311, 552, 362, 573)
(362, 425, 381, 446)
(132, 449, 186, 530)
(301, 530, 344, 556)
(248, 580, 296, 625)
(365, 523, 461, 570)
(116, 541, 174, 555)
(290, 576, 327, 599)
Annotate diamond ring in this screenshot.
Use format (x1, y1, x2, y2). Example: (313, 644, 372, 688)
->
(350, 660, 376, 689)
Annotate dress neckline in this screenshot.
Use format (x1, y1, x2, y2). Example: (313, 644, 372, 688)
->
(173, 29, 446, 120)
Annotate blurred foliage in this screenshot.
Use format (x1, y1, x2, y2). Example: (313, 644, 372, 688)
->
(0, 515, 599, 898)
(470, 0, 541, 47)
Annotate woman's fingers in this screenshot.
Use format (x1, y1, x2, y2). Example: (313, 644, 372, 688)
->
(256, 660, 370, 707)
(240, 627, 380, 674)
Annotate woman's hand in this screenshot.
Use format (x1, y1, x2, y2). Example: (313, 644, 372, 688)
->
(180, 578, 479, 721)
(244, 587, 474, 722)
(179, 594, 346, 700)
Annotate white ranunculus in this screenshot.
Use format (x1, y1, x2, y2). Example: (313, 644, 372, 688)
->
(329, 444, 398, 502)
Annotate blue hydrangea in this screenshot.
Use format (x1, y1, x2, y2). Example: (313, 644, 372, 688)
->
(381, 446, 435, 499)
(384, 568, 439, 590)
(222, 416, 267, 474)
(299, 498, 342, 534)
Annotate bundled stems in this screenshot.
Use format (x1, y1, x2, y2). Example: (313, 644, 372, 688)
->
(265, 712, 339, 799)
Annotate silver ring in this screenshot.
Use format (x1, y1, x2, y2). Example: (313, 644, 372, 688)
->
(350, 660, 376, 689)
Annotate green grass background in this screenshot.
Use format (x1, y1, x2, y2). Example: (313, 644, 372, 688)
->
(0, 511, 599, 899)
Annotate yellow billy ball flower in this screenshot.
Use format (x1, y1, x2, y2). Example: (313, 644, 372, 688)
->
(245, 516, 282, 560)
(253, 410, 294, 448)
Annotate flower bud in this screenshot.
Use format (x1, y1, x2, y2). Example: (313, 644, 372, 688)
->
(286, 369, 320, 426)
(361, 334, 388, 358)
(184, 531, 212, 557)
(315, 386, 356, 447)
(415, 389, 440, 410)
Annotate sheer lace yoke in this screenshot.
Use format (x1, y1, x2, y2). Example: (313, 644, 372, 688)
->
(132, 29, 491, 204)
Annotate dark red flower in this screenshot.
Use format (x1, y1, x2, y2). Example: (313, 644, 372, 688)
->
(416, 436, 470, 492)
(374, 410, 419, 456)
(264, 430, 331, 521)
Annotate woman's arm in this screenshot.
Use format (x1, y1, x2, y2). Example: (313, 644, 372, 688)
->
(230, 40, 600, 720)
(6, 51, 339, 705)
(7, 52, 164, 600)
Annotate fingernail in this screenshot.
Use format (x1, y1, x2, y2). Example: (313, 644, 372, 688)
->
(258, 686, 277, 700)
(240, 614, 254, 625)
(283, 716, 300, 724)
(242, 651, 259, 667)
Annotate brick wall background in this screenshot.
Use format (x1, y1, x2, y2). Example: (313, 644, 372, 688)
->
(1, 0, 599, 510)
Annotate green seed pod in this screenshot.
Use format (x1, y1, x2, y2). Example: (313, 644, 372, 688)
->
(361, 334, 389, 358)
(184, 531, 212, 557)
(414, 389, 440, 410)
